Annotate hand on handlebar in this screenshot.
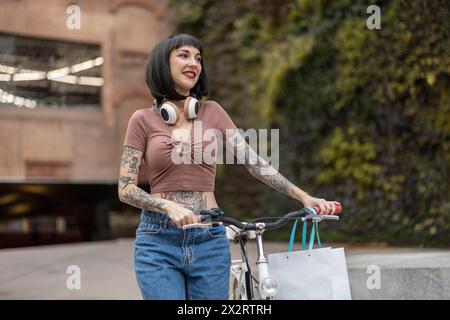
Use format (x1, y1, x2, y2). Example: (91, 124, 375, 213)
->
(302, 195, 341, 215)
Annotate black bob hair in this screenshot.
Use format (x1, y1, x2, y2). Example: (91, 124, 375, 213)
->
(146, 33, 209, 107)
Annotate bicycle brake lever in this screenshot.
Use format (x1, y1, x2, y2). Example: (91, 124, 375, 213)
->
(182, 223, 212, 230)
(301, 214, 340, 222)
(314, 215, 339, 222)
(182, 221, 223, 230)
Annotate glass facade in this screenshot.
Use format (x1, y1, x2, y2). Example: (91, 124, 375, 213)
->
(0, 33, 102, 110)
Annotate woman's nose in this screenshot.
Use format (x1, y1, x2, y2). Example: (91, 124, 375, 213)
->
(188, 58, 199, 67)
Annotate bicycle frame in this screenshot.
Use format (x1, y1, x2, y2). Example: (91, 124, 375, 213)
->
(183, 207, 342, 300)
(228, 215, 340, 300)
(229, 223, 278, 300)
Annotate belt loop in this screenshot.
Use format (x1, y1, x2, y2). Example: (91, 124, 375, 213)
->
(162, 216, 169, 228)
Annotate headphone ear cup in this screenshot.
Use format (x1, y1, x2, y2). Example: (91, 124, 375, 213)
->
(184, 96, 200, 119)
(160, 102, 179, 125)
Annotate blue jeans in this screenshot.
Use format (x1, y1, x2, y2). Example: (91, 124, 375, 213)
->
(134, 209, 231, 300)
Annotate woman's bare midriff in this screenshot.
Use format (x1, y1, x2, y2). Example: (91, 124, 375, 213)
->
(151, 191, 219, 214)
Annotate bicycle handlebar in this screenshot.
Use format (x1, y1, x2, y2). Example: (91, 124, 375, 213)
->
(198, 205, 342, 231)
(213, 210, 305, 231)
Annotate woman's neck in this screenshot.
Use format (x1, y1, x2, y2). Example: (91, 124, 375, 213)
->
(173, 100, 184, 109)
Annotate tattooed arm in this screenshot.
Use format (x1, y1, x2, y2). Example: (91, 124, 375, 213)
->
(227, 131, 340, 213)
(228, 131, 310, 204)
(118, 146, 200, 227)
(118, 146, 171, 212)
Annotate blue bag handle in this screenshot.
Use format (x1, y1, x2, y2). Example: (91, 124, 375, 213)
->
(307, 221, 321, 256)
(288, 219, 298, 252)
(288, 208, 322, 254)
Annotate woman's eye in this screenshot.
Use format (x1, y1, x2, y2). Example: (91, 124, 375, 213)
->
(179, 54, 201, 62)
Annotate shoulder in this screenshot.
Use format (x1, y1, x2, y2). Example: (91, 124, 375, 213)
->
(128, 106, 156, 123)
(201, 100, 227, 114)
(126, 106, 156, 132)
(201, 100, 236, 130)
(130, 106, 153, 119)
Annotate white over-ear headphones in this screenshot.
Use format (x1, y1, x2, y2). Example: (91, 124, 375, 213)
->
(158, 96, 200, 125)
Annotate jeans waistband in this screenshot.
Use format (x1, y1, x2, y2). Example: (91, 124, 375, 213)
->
(140, 210, 171, 228)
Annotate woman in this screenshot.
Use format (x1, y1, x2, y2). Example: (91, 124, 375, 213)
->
(118, 33, 340, 300)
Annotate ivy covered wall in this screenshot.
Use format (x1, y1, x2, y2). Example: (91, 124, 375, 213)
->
(168, 0, 450, 246)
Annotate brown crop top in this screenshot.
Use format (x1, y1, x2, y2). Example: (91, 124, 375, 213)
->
(123, 100, 237, 193)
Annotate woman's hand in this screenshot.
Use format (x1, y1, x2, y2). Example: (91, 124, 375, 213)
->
(301, 195, 341, 215)
(165, 202, 201, 228)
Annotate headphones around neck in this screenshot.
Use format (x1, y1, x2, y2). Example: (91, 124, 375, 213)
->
(156, 96, 200, 125)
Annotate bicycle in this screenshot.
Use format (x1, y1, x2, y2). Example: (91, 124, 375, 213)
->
(182, 205, 342, 300)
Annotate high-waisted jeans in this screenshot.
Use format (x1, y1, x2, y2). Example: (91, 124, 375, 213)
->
(134, 208, 231, 300)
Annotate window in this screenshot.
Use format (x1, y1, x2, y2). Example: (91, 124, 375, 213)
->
(0, 33, 103, 110)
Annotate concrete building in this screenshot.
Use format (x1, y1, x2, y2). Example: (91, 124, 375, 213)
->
(0, 0, 174, 248)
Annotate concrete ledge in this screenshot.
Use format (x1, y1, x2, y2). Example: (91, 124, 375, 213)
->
(346, 251, 450, 300)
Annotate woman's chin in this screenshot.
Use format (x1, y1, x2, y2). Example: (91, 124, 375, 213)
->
(179, 84, 195, 93)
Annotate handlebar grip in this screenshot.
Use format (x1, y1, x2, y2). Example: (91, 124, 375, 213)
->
(313, 202, 342, 215)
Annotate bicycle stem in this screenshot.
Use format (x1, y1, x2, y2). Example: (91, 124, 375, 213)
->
(254, 223, 271, 299)
(255, 233, 268, 266)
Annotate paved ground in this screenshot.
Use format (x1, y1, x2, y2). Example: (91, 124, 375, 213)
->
(0, 238, 448, 299)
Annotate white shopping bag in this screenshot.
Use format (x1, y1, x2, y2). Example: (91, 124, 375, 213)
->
(330, 247, 352, 300)
(268, 217, 352, 300)
(268, 247, 333, 299)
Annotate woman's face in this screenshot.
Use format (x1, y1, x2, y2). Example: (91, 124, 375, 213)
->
(169, 45, 202, 96)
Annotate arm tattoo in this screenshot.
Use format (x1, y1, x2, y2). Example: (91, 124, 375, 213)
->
(246, 158, 295, 196)
(120, 146, 141, 174)
(119, 146, 142, 192)
(231, 132, 295, 197)
(119, 176, 134, 191)
(160, 191, 208, 214)
(119, 146, 168, 212)
(122, 185, 169, 212)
